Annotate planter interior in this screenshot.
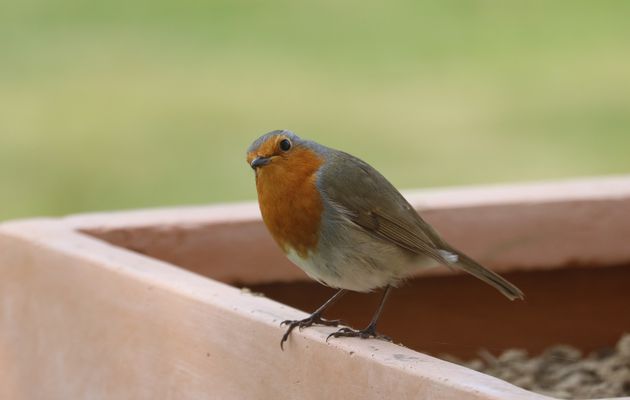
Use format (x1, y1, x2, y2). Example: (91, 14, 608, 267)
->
(248, 265, 630, 359)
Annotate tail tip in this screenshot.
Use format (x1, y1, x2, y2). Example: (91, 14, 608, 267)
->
(508, 290, 525, 301)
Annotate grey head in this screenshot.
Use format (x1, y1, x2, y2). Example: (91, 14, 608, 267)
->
(246, 129, 332, 169)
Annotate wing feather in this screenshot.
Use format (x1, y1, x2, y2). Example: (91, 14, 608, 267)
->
(319, 151, 448, 264)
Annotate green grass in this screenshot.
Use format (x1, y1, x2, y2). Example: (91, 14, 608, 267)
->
(1, 1, 629, 220)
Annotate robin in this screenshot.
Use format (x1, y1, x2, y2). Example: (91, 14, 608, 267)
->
(246, 130, 523, 349)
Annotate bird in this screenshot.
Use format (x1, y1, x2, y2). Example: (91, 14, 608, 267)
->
(246, 130, 524, 349)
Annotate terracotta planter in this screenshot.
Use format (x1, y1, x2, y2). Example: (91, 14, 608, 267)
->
(1, 176, 629, 400)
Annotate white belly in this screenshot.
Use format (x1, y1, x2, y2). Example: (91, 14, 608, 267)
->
(285, 248, 328, 285)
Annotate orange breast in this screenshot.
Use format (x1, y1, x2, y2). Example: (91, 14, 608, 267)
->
(255, 148, 324, 257)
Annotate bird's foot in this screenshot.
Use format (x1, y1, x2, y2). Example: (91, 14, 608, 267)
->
(280, 313, 340, 350)
(326, 325, 391, 342)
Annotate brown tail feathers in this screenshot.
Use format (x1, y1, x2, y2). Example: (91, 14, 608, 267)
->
(442, 248, 524, 300)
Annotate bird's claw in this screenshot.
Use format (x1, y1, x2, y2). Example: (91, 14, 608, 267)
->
(280, 314, 340, 350)
(326, 326, 391, 342)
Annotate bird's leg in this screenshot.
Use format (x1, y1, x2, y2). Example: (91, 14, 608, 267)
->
(327, 286, 392, 342)
(280, 289, 347, 349)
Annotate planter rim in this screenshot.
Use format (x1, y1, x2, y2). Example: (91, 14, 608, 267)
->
(0, 219, 554, 400)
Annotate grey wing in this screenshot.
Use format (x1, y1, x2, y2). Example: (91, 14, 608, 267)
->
(317, 151, 449, 264)
(316, 149, 524, 300)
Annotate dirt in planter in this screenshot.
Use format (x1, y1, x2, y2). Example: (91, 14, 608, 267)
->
(442, 334, 630, 399)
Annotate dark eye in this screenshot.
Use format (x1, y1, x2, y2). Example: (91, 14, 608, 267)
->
(279, 138, 292, 152)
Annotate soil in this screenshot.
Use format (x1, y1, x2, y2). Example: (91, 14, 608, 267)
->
(442, 334, 630, 399)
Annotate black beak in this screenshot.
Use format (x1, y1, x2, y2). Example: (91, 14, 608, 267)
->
(250, 156, 271, 169)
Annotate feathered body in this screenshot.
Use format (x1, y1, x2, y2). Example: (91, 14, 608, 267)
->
(247, 130, 523, 299)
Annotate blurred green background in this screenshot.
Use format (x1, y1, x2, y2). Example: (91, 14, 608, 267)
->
(1, 1, 629, 221)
